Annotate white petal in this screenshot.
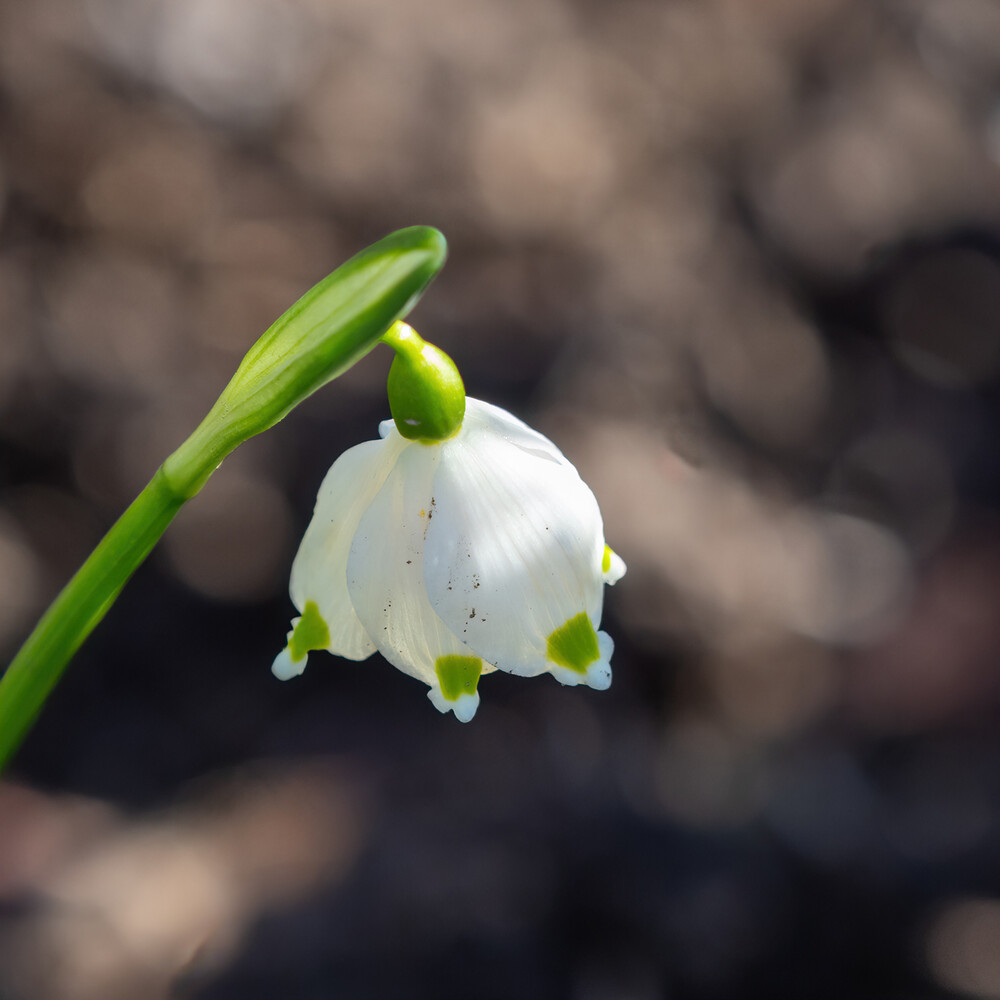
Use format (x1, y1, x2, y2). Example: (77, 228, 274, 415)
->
(462, 397, 570, 465)
(427, 687, 481, 722)
(289, 434, 405, 660)
(347, 442, 485, 687)
(423, 400, 606, 676)
(271, 645, 307, 680)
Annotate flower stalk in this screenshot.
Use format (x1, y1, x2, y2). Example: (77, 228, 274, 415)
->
(0, 226, 448, 771)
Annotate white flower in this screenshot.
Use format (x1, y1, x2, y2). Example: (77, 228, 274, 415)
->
(272, 398, 625, 721)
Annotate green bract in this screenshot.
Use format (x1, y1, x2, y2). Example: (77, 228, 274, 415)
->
(383, 322, 466, 442)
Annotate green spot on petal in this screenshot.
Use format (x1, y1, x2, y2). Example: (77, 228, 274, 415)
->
(290, 601, 330, 662)
(602, 545, 613, 574)
(435, 655, 482, 700)
(547, 612, 600, 673)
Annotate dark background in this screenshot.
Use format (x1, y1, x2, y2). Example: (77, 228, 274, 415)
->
(2, 0, 1000, 997)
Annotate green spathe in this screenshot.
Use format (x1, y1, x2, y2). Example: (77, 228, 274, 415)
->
(383, 322, 466, 442)
(546, 612, 601, 673)
(165, 227, 448, 496)
(435, 655, 483, 699)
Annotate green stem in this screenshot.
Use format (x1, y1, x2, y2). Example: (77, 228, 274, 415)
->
(0, 225, 447, 772)
(0, 469, 184, 769)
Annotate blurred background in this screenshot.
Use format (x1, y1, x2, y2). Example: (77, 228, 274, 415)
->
(1, 0, 1000, 997)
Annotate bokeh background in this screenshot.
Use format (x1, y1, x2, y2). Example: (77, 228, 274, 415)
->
(2, 0, 1000, 997)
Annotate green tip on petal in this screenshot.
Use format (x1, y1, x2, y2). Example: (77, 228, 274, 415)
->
(434, 654, 483, 699)
(289, 601, 331, 661)
(602, 545, 626, 585)
(383, 322, 466, 443)
(546, 612, 601, 673)
(430, 655, 482, 722)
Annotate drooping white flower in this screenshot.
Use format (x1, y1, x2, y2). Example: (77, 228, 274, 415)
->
(272, 396, 625, 722)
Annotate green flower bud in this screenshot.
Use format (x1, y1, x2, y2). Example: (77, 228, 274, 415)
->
(382, 322, 466, 442)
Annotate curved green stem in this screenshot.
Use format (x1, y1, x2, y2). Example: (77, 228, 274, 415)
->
(0, 470, 184, 767)
(0, 225, 447, 771)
